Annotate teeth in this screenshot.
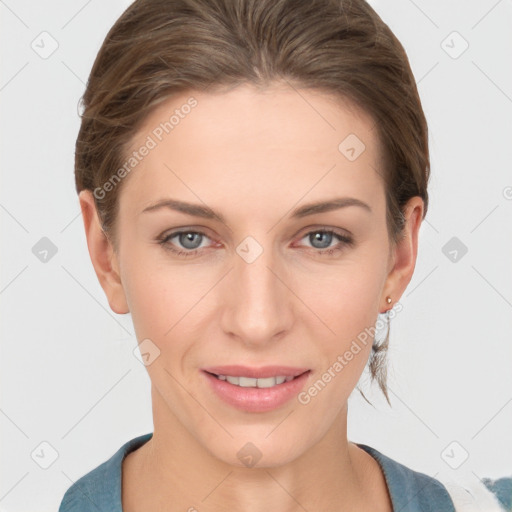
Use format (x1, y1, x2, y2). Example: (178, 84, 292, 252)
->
(217, 375, 295, 388)
(258, 376, 283, 387)
(239, 376, 258, 387)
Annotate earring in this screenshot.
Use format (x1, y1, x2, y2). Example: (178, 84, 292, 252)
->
(386, 296, 392, 304)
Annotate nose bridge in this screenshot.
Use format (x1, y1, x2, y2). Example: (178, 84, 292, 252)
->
(222, 235, 291, 344)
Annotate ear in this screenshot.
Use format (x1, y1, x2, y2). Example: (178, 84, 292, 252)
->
(78, 190, 129, 314)
(380, 196, 424, 313)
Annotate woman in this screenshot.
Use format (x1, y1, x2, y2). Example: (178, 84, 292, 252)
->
(58, 0, 511, 510)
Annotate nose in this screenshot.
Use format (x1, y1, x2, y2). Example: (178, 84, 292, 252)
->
(220, 239, 294, 348)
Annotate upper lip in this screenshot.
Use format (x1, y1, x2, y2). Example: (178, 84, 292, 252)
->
(202, 365, 310, 379)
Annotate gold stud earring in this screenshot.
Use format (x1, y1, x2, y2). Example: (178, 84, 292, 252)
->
(386, 296, 392, 304)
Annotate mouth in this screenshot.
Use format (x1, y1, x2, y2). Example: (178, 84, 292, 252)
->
(201, 367, 312, 412)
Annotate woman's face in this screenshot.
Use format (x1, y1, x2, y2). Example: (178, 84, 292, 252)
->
(88, 83, 421, 467)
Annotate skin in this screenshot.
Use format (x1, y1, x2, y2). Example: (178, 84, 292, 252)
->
(80, 82, 423, 511)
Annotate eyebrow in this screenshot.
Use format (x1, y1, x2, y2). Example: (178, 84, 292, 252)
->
(141, 196, 372, 222)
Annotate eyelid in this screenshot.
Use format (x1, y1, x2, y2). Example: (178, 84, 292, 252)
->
(158, 227, 217, 247)
(158, 226, 215, 240)
(293, 224, 353, 242)
(157, 225, 354, 258)
(306, 224, 351, 235)
(158, 224, 352, 243)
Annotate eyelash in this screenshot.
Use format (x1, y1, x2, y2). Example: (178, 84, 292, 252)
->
(157, 228, 354, 258)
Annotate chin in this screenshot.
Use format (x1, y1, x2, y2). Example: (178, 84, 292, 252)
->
(203, 433, 306, 470)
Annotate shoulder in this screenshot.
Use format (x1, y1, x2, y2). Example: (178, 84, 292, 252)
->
(357, 443, 455, 511)
(58, 432, 153, 512)
(356, 443, 512, 511)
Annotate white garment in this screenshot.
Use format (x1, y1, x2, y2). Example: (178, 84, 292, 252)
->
(440, 477, 507, 512)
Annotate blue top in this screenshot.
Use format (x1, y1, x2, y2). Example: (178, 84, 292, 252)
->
(58, 432, 511, 511)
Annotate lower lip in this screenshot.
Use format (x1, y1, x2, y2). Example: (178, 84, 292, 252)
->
(203, 370, 311, 413)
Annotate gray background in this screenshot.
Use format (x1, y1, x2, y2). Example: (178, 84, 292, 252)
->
(1, 0, 511, 510)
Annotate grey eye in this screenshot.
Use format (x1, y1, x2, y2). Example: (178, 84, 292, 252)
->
(309, 231, 333, 249)
(178, 232, 203, 249)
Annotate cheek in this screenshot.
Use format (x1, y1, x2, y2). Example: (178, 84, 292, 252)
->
(292, 259, 385, 397)
(120, 253, 182, 339)
(121, 253, 215, 358)
(296, 260, 383, 338)
(297, 270, 381, 403)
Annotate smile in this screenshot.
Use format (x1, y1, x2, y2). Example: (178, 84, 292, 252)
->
(209, 373, 296, 388)
(202, 367, 312, 412)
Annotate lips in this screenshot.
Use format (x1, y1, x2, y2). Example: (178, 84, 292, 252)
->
(202, 367, 312, 412)
(202, 365, 310, 379)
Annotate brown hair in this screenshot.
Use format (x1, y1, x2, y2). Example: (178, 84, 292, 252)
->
(75, 0, 430, 405)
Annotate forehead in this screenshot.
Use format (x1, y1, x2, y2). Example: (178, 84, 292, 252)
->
(136, 83, 378, 155)
(121, 83, 384, 215)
